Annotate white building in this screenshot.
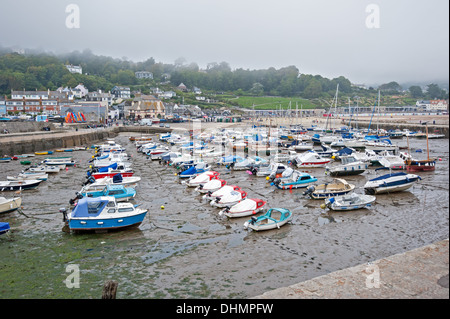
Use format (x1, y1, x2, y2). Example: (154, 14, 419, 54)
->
(135, 71, 153, 79)
(72, 83, 89, 98)
(428, 100, 448, 111)
(65, 64, 82, 74)
(111, 86, 131, 99)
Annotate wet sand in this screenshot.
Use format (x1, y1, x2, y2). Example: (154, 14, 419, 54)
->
(0, 128, 448, 298)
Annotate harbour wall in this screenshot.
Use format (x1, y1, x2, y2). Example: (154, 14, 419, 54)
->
(0, 126, 173, 156)
(0, 129, 116, 156)
(348, 121, 449, 138)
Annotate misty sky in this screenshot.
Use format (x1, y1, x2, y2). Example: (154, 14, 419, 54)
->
(0, 0, 448, 85)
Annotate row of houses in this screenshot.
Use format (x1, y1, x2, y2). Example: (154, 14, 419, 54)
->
(0, 88, 208, 121)
(416, 100, 448, 111)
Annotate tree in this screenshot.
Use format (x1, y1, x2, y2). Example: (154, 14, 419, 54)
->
(250, 82, 264, 96)
(303, 79, 322, 98)
(378, 81, 402, 92)
(409, 86, 423, 99)
(426, 83, 445, 99)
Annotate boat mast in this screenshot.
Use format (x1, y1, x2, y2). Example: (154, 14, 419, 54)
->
(426, 122, 430, 161)
(377, 90, 380, 135)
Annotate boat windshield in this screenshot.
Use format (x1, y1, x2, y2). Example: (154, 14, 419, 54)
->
(341, 156, 357, 164)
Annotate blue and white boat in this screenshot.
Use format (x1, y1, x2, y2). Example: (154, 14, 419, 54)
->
(216, 155, 245, 166)
(61, 196, 147, 232)
(178, 162, 210, 178)
(0, 222, 10, 235)
(78, 184, 136, 202)
(232, 156, 267, 170)
(272, 168, 317, 190)
(323, 193, 376, 211)
(243, 208, 292, 231)
(363, 171, 421, 195)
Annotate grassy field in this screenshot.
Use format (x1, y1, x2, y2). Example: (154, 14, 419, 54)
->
(225, 96, 317, 110)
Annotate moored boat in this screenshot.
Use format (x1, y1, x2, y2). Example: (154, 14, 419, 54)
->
(363, 171, 421, 194)
(43, 157, 75, 166)
(0, 196, 22, 214)
(195, 178, 227, 194)
(293, 151, 333, 168)
(323, 193, 376, 211)
(243, 208, 292, 231)
(272, 169, 317, 190)
(210, 189, 247, 208)
(183, 171, 220, 187)
(202, 185, 241, 201)
(325, 155, 368, 176)
(303, 178, 355, 199)
(0, 222, 10, 235)
(0, 179, 43, 191)
(219, 198, 267, 218)
(76, 184, 136, 203)
(61, 196, 147, 232)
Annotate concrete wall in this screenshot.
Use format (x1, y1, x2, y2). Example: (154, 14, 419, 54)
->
(0, 121, 55, 133)
(0, 130, 116, 155)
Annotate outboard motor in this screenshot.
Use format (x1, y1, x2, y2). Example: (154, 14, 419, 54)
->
(59, 207, 67, 222)
(268, 172, 276, 182)
(69, 192, 83, 205)
(303, 185, 315, 196)
(82, 176, 96, 186)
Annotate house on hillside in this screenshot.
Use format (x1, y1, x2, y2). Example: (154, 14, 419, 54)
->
(111, 86, 131, 99)
(135, 71, 153, 79)
(177, 83, 187, 92)
(65, 64, 82, 74)
(127, 93, 165, 119)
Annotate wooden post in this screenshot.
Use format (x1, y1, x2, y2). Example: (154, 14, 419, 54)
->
(102, 281, 118, 299)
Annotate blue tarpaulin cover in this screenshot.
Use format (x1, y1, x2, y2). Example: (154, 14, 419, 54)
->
(98, 163, 118, 172)
(71, 197, 108, 218)
(0, 222, 10, 233)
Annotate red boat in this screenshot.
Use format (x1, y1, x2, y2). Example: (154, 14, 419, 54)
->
(405, 123, 436, 172)
(92, 170, 134, 179)
(405, 159, 436, 172)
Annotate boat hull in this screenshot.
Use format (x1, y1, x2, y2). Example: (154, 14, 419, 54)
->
(0, 180, 42, 191)
(0, 197, 22, 214)
(92, 172, 134, 179)
(68, 211, 147, 231)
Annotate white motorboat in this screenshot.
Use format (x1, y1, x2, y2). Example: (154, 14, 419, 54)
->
(378, 151, 406, 170)
(219, 198, 267, 218)
(253, 162, 288, 177)
(210, 189, 247, 208)
(81, 176, 141, 192)
(43, 157, 75, 166)
(293, 151, 333, 168)
(202, 185, 242, 201)
(289, 142, 313, 152)
(183, 171, 220, 187)
(195, 178, 227, 194)
(363, 172, 421, 195)
(7, 172, 48, 181)
(28, 165, 62, 173)
(323, 193, 376, 211)
(325, 155, 368, 176)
